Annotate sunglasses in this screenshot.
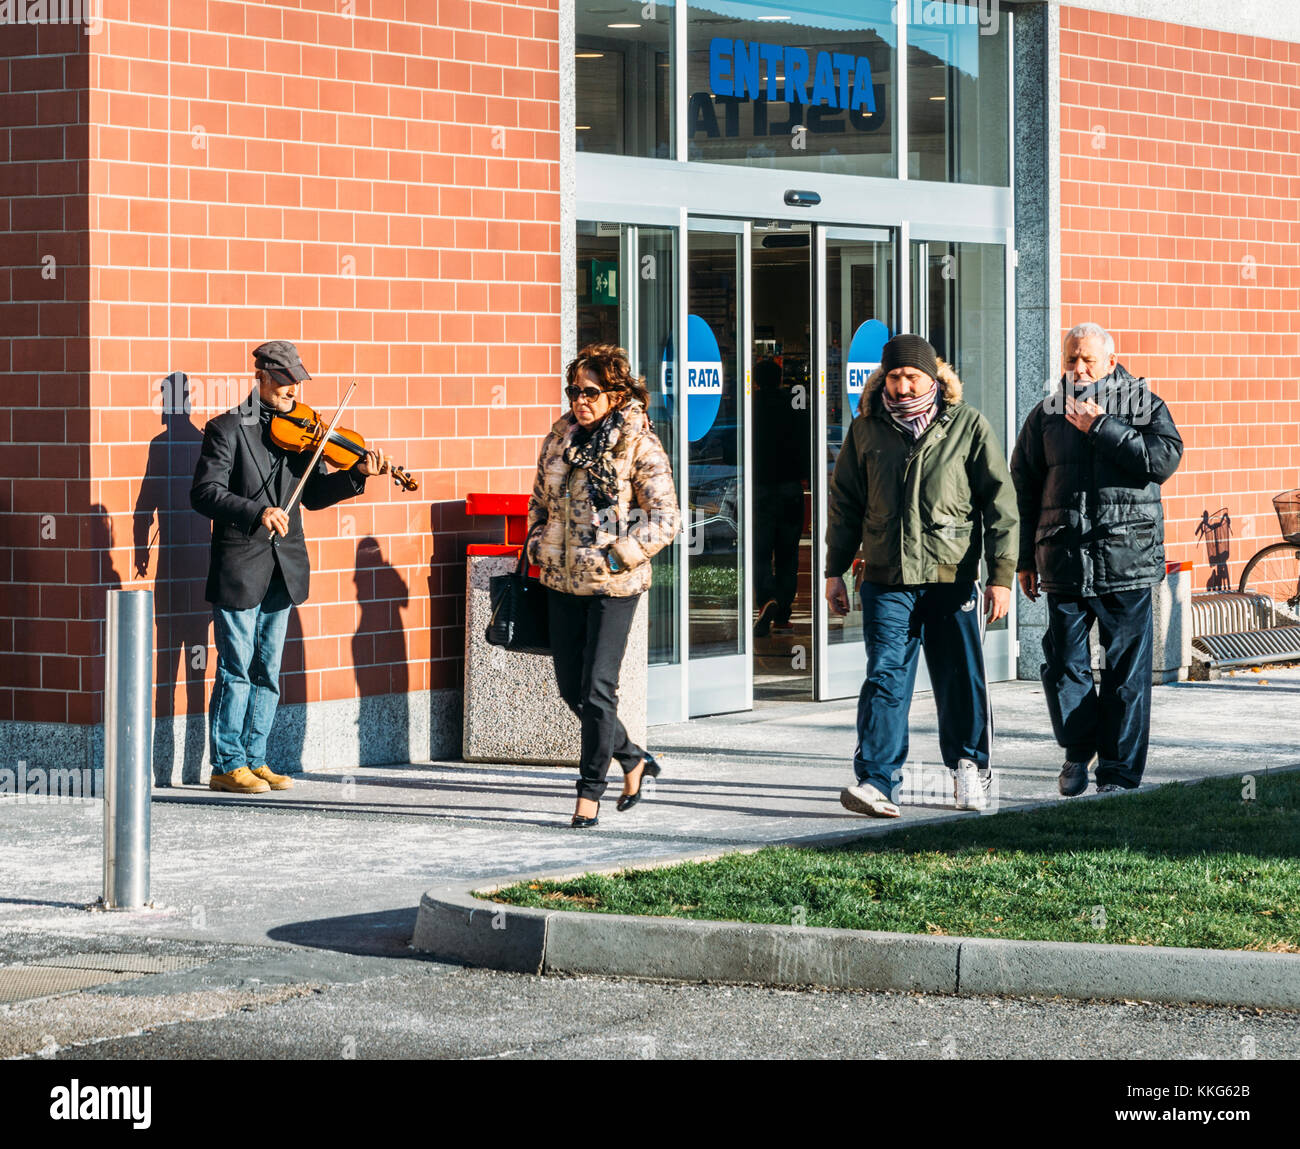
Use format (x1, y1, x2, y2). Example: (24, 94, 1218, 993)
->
(565, 385, 607, 402)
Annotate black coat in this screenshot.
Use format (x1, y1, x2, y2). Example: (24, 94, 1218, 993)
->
(191, 402, 365, 609)
(1010, 365, 1183, 596)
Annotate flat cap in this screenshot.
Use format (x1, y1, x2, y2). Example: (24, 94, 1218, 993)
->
(252, 340, 311, 382)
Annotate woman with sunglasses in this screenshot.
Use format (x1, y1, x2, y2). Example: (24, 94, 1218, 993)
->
(526, 344, 681, 827)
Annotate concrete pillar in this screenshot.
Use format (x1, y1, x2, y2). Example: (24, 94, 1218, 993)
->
(1012, 1, 1060, 680)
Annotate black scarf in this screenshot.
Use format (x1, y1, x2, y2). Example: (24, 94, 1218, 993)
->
(563, 408, 626, 512)
(258, 400, 287, 495)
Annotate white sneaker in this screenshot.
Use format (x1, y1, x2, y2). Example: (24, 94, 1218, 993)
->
(839, 783, 901, 819)
(954, 759, 990, 811)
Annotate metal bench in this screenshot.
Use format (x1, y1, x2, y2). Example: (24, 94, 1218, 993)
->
(1190, 591, 1300, 669)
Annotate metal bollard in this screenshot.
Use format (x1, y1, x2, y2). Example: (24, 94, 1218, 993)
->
(103, 589, 153, 909)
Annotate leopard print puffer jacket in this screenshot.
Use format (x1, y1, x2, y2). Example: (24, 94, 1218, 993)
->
(525, 401, 680, 597)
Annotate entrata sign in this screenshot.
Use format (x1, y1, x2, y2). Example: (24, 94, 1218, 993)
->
(708, 38, 877, 113)
(661, 314, 726, 442)
(846, 319, 890, 407)
(684, 314, 724, 442)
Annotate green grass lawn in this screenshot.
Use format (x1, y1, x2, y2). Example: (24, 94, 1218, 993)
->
(489, 771, 1300, 951)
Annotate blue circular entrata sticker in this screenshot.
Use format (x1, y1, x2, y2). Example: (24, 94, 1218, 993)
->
(661, 314, 725, 442)
(846, 319, 890, 406)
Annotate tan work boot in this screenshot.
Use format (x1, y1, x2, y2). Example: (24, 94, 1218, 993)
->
(250, 765, 293, 791)
(209, 766, 270, 794)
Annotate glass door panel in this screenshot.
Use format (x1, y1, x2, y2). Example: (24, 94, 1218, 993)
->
(576, 222, 623, 348)
(686, 220, 750, 716)
(635, 226, 680, 669)
(910, 240, 1008, 454)
(910, 237, 1014, 681)
(750, 221, 813, 701)
(814, 226, 895, 700)
(579, 221, 685, 725)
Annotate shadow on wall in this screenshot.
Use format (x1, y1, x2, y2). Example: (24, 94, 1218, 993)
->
(82, 506, 122, 738)
(274, 600, 307, 774)
(128, 376, 435, 775)
(88, 504, 122, 594)
(135, 373, 210, 784)
(1195, 507, 1232, 592)
(272, 537, 413, 772)
(353, 535, 410, 765)
(427, 499, 502, 757)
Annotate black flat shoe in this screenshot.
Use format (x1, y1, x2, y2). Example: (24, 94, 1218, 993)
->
(616, 753, 662, 812)
(571, 801, 599, 828)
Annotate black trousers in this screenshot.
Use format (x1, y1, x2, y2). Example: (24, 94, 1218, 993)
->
(754, 480, 803, 623)
(547, 589, 646, 801)
(1041, 588, 1154, 789)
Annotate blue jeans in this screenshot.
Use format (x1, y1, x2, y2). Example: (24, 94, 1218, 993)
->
(209, 570, 292, 774)
(1041, 589, 1153, 788)
(853, 582, 990, 798)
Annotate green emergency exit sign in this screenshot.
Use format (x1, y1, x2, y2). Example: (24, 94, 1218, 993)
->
(590, 260, 617, 305)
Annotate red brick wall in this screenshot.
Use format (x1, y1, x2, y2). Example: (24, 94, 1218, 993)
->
(2, 0, 561, 749)
(0, 21, 91, 725)
(1059, 7, 1300, 591)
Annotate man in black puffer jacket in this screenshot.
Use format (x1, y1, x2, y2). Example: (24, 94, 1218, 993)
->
(1011, 324, 1183, 797)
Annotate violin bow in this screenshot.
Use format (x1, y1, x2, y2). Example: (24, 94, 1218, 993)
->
(270, 380, 359, 539)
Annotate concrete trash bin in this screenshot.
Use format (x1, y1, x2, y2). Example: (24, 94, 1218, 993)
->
(460, 494, 648, 766)
(1088, 559, 1193, 684)
(1152, 560, 1193, 683)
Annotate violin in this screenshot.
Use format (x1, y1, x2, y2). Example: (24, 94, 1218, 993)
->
(269, 400, 419, 492)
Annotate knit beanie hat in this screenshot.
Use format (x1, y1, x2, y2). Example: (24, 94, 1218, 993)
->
(880, 334, 939, 381)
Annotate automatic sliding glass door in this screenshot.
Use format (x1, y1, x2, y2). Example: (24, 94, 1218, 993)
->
(685, 219, 750, 717)
(813, 225, 896, 701)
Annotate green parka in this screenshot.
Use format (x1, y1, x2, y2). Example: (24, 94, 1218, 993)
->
(825, 360, 1018, 588)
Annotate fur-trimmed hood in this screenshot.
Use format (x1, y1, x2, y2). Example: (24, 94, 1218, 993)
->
(826, 356, 1018, 589)
(860, 358, 963, 415)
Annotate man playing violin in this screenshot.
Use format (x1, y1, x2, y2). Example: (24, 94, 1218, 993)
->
(191, 340, 388, 794)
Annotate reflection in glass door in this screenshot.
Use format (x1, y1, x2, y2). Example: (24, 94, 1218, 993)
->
(685, 220, 749, 716)
(633, 226, 679, 670)
(813, 226, 896, 700)
(911, 237, 1014, 681)
(750, 222, 813, 701)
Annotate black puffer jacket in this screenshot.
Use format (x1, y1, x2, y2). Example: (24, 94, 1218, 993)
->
(1010, 365, 1183, 595)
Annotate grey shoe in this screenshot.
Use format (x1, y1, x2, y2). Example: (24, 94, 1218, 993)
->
(1058, 760, 1090, 797)
(839, 784, 900, 818)
(1096, 782, 1132, 793)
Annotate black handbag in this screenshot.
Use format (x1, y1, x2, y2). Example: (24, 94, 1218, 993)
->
(485, 542, 551, 655)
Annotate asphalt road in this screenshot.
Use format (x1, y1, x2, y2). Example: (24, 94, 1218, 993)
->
(4, 936, 1297, 1061)
(4, 684, 1298, 1066)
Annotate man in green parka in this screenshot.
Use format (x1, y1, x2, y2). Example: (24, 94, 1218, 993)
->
(825, 335, 1018, 817)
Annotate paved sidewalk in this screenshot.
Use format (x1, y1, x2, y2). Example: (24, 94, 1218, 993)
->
(2, 672, 1296, 958)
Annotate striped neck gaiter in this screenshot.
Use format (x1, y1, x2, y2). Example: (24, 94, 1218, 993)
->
(881, 385, 939, 439)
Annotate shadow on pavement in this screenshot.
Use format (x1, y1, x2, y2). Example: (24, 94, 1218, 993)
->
(267, 907, 420, 957)
(0, 896, 93, 910)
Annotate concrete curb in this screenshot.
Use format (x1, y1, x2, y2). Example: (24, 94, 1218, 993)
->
(413, 880, 1300, 1007)
(413, 768, 1300, 1007)
(413, 858, 1300, 1009)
